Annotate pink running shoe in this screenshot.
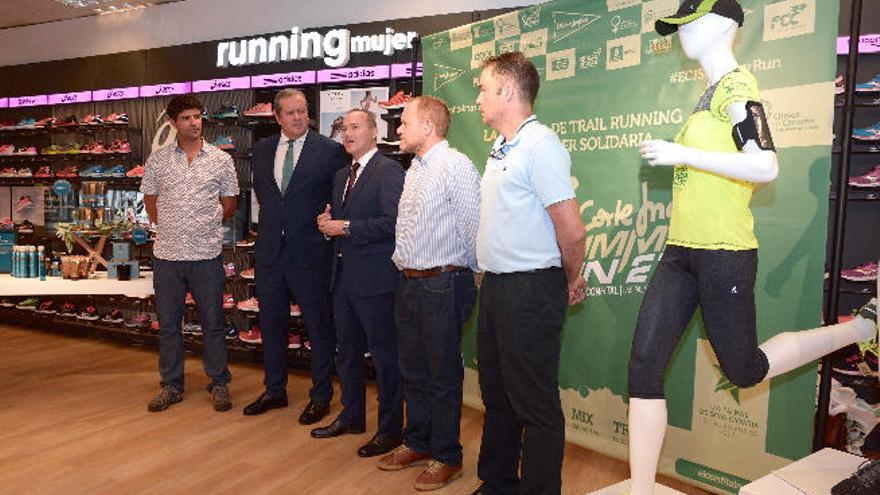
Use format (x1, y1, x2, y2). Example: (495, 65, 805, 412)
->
(224, 262, 236, 278)
(126, 164, 145, 177)
(288, 332, 302, 349)
(290, 304, 302, 317)
(14, 146, 37, 156)
(14, 195, 34, 213)
(237, 297, 259, 312)
(222, 294, 236, 309)
(239, 325, 262, 344)
(841, 261, 878, 282)
(849, 165, 880, 189)
(243, 102, 273, 117)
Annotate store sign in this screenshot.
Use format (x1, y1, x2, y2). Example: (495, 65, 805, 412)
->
(317, 64, 390, 83)
(390, 63, 423, 79)
(130, 226, 149, 246)
(139, 82, 192, 98)
(0, 98, 7, 109)
(93, 86, 140, 101)
(216, 27, 418, 69)
(837, 33, 880, 54)
(251, 70, 316, 88)
(9, 94, 48, 108)
(48, 90, 92, 105)
(192, 76, 251, 93)
(53, 180, 72, 197)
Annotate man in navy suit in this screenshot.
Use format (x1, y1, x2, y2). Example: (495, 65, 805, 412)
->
(243, 89, 348, 425)
(313, 109, 405, 458)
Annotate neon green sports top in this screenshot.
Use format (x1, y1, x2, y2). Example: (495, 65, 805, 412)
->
(667, 66, 761, 251)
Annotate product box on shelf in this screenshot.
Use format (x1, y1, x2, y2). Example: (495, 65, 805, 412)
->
(0, 231, 14, 273)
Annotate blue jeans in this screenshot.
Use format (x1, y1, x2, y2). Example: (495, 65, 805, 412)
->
(153, 256, 230, 392)
(395, 270, 477, 465)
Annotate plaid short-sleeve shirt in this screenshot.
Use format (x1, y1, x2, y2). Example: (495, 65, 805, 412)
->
(141, 141, 239, 261)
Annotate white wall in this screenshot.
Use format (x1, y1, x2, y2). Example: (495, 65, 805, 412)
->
(0, 0, 541, 67)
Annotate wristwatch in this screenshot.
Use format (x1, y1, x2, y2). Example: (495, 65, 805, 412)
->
(342, 220, 351, 237)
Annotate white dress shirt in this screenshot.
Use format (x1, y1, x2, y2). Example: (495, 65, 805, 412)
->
(344, 146, 378, 202)
(273, 130, 307, 190)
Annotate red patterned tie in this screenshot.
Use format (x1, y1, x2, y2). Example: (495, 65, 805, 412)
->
(343, 162, 360, 206)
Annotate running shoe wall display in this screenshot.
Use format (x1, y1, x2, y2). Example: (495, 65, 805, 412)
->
(425, 0, 839, 492)
(318, 87, 390, 144)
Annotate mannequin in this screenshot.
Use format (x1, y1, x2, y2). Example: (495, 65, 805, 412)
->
(627, 3, 878, 494)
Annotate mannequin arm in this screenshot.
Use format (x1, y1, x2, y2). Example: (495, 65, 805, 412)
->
(640, 101, 779, 184)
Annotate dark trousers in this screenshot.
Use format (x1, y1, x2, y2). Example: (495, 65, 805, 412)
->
(256, 254, 334, 401)
(628, 245, 768, 398)
(395, 270, 477, 465)
(476, 268, 568, 495)
(153, 256, 230, 392)
(333, 266, 402, 435)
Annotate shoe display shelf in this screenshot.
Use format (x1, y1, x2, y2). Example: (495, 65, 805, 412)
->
(378, 108, 413, 169)
(819, 0, 880, 455)
(0, 116, 141, 190)
(0, 302, 274, 365)
(0, 175, 141, 187)
(0, 272, 153, 296)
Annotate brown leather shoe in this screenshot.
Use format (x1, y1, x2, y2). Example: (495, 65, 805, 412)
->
(414, 461, 462, 491)
(378, 445, 431, 471)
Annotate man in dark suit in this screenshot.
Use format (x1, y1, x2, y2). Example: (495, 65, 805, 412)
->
(243, 89, 347, 425)
(313, 108, 405, 458)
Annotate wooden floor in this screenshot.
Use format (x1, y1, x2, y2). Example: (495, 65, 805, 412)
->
(0, 324, 709, 495)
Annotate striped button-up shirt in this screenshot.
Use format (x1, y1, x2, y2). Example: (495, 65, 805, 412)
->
(141, 140, 239, 261)
(392, 140, 481, 271)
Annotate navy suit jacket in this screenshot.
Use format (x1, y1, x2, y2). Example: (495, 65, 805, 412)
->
(252, 131, 348, 269)
(330, 151, 405, 297)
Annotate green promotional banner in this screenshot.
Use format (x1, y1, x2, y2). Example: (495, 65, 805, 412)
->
(423, 1, 837, 492)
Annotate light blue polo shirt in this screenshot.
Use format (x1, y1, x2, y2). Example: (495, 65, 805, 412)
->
(476, 116, 575, 273)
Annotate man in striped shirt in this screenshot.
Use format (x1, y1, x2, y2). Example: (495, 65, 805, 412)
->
(379, 96, 481, 491)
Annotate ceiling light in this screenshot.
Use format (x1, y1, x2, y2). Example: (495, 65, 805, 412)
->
(52, 0, 152, 14)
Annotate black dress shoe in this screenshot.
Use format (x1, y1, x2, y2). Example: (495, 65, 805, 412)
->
(298, 400, 330, 425)
(311, 418, 366, 438)
(357, 433, 403, 457)
(242, 392, 288, 416)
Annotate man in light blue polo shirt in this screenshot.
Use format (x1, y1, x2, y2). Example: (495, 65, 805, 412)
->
(471, 52, 587, 495)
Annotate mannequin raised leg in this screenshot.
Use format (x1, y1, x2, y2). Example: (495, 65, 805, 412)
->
(760, 299, 877, 380)
(628, 398, 668, 495)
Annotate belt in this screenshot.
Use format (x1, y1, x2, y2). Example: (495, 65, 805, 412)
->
(402, 265, 468, 279)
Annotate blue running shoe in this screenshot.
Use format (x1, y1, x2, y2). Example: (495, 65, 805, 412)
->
(212, 135, 236, 150)
(80, 165, 106, 178)
(855, 74, 880, 93)
(853, 122, 880, 141)
(211, 104, 239, 119)
(226, 323, 239, 341)
(15, 117, 36, 129)
(105, 165, 126, 178)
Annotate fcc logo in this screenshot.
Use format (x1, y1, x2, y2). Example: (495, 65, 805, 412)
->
(763, 0, 815, 42)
